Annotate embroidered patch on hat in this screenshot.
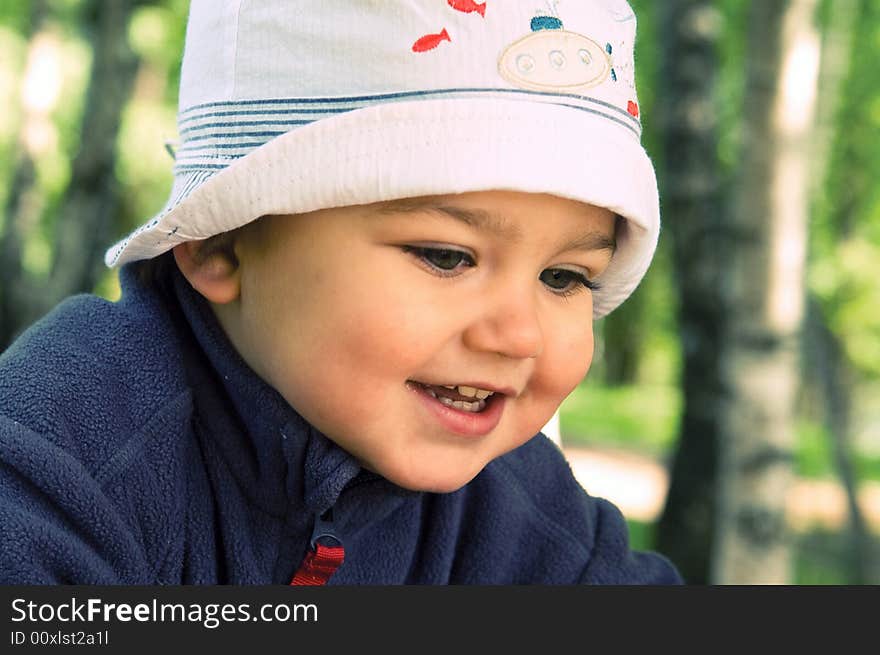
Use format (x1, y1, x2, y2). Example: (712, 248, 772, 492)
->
(498, 6, 610, 93)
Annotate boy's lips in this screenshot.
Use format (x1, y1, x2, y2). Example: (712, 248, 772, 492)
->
(406, 380, 510, 437)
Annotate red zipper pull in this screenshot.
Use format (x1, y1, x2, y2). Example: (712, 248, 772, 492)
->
(290, 542, 345, 585)
(290, 510, 344, 585)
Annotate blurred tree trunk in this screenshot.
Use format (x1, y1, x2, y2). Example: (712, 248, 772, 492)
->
(0, 0, 48, 349)
(46, 0, 140, 309)
(711, 0, 819, 584)
(653, 0, 725, 585)
(0, 0, 140, 350)
(804, 295, 873, 583)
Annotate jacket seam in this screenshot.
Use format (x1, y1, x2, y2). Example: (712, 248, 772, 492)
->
(493, 455, 593, 560)
(91, 390, 193, 583)
(93, 390, 193, 486)
(189, 408, 289, 521)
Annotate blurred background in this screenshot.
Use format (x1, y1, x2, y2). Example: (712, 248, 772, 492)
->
(0, 0, 877, 584)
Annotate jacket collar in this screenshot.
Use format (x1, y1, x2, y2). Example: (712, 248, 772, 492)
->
(120, 261, 364, 516)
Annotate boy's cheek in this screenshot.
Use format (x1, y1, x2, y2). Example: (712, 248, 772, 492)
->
(529, 335, 594, 406)
(333, 292, 452, 366)
(514, 342, 592, 435)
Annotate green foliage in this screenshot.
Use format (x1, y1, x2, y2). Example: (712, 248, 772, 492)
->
(28, 32, 91, 277)
(0, 0, 188, 288)
(114, 1, 187, 238)
(128, 0, 189, 104)
(627, 0, 659, 157)
(0, 25, 26, 222)
(0, 14, 92, 278)
(561, 381, 880, 481)
(0, 3, 30, 33)
(795, 417, 880, 480)
(810, 0, 880, 380)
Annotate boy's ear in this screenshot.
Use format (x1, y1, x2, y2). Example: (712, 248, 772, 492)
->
(172, 237, 241, 304)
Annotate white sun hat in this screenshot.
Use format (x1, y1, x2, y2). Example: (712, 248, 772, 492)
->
(105, 0, 659, 319)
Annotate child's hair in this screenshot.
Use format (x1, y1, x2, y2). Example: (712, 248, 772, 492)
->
(110, 0, 658, 319)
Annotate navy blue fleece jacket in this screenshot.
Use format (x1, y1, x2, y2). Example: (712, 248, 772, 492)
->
(0, 262, 682, 584)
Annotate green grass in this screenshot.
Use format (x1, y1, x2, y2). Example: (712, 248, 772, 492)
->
(559, 382, 680, 457)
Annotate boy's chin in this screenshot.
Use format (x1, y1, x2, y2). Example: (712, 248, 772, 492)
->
(398, 478, 477, 494)
(375, 463, 484, 494)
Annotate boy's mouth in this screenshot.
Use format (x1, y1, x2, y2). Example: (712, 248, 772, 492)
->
(408, 381, 497, 413)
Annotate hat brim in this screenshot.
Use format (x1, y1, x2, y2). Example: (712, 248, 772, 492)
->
(106, 97, 658, 318)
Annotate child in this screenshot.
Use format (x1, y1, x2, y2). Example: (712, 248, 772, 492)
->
(0, 0, 682, 584)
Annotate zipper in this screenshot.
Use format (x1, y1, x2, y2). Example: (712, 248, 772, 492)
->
(289, 508, 345, 585)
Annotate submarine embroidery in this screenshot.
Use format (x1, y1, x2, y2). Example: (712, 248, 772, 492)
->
(497, 2, 610, 93)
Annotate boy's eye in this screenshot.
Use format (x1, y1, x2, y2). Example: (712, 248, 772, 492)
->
(403, 246, 475, 275)
(423, 248, 470, 270)
(540, 268, 596, 295)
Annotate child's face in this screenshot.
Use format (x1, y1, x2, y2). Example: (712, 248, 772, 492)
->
(226, 191, 616, 492)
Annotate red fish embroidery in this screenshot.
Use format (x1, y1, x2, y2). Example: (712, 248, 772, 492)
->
(412, 28, 451, 52)
(627, 101, 639, 118)
(448, 0, 487, 17)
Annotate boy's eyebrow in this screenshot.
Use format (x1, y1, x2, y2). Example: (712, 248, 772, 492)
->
(376, 199, 618, 252)
(562, 229, 618, 254)
(377, 199, 524, 240)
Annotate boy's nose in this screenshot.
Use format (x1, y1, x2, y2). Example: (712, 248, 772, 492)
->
(462, 285, 544, 360)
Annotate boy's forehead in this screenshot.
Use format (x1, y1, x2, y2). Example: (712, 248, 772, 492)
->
(375, 192, 609, 220)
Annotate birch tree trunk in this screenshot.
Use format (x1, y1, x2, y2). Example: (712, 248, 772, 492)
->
(653, 0, 724, 585)
(711, 0, 820, 584)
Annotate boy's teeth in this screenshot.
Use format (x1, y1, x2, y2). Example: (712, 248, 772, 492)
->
(452, 399, 484, 412)
(417, 382, 495, 411)
(455, 385, 494, 399)
(430, 391, 486, 413)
